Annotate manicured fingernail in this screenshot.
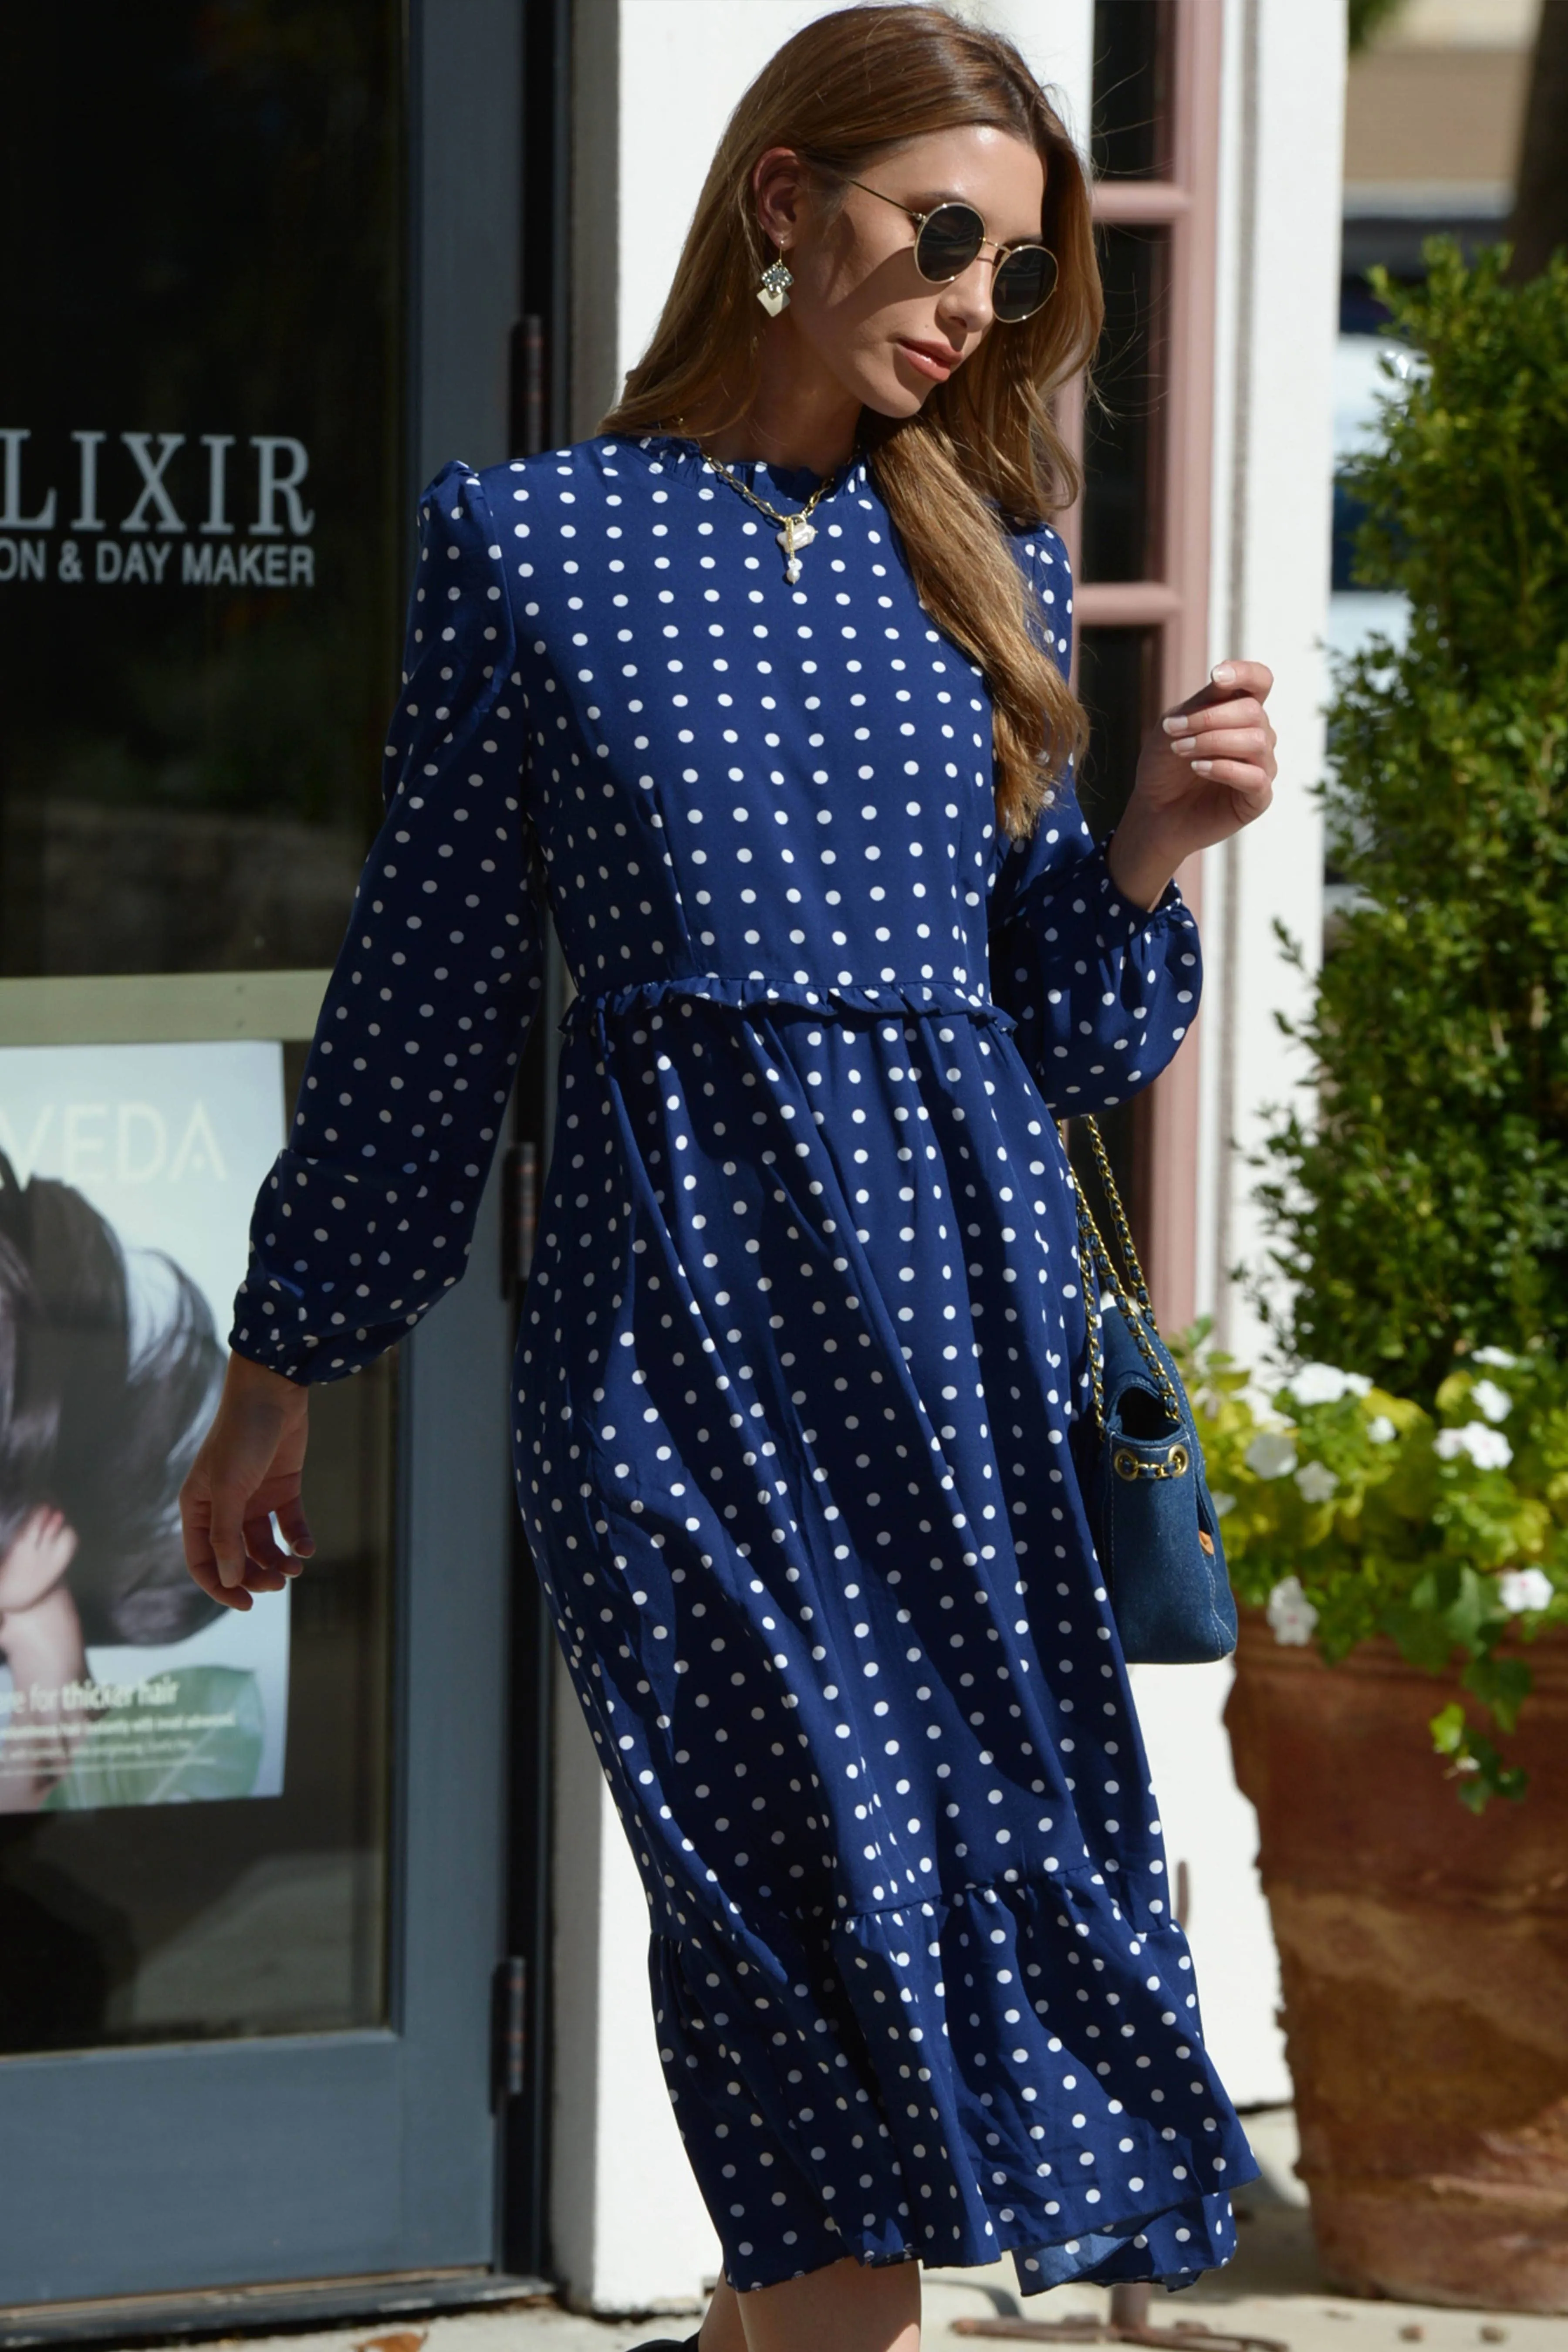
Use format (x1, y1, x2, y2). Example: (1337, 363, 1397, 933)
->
(1212, 663, 1236, 684)
(1192, 759, 1214, 775)
(1161, 713, 1186, 733)
(1171, 736, 1197, 755)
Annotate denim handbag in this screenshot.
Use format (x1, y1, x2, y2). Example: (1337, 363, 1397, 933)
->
(1066, 1120, 1237, 1664)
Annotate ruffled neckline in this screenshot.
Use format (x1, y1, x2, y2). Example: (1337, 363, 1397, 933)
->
(615, 429, 870, 507)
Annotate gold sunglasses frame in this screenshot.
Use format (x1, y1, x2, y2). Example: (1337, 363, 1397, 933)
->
(841, 175, 1059, 321)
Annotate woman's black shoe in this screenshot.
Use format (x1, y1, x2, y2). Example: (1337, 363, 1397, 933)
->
(625, 2338, 700, 2351)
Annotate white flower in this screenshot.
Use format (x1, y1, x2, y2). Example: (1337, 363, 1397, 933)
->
(1366, 1414, 1397, 1445)
(1470, 1379, 1512, 1425)
(1473, 1346, 1519, 1368)
(1211, 1490, 1237, 1519)
(1241, 1382, 1288, 1422)
(1245, 1430, 1299, 1479)
(1267, 1575, 1320, 1646)
(1498, 1567, 1554, 1615)
(1284, 1363, 1372, 1408)
(1294, 1460, 1340, 1504)
(1434, 1422, 1514, 1472)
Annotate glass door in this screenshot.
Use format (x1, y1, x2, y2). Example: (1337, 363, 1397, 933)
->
(0, 0, 526, 2307)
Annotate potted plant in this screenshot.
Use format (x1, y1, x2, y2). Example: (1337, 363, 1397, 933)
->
(1203, 241, 1568, 2312)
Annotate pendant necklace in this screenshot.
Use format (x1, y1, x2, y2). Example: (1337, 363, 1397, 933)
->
(695, 446, 845, 584)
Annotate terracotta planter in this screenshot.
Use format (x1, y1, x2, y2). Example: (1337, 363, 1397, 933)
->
(1224, 1609, 1568, 2312)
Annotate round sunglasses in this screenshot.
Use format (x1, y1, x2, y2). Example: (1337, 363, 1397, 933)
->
(844, 176, 1059, 322)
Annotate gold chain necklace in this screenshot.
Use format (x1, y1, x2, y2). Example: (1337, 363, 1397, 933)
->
(692, 444, 844, 584)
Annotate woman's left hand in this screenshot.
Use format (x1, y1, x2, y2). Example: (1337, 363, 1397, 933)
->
(1105, 659, 1277, 912)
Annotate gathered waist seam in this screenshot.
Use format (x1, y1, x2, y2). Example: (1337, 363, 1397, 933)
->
(559, 972, 1018, 1039)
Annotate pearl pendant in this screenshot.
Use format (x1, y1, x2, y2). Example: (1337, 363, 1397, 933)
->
(778, 516, 816, 582)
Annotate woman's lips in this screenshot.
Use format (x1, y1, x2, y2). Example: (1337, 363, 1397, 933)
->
(896, 339, 957, 381)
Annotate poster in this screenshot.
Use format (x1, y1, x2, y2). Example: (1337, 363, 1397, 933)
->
(0, 1040, 289, 1812)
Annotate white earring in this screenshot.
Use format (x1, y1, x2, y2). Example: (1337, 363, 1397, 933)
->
(757, 253, 794, 317)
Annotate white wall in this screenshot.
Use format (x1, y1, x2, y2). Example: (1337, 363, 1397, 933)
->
(1130, 1660, 1290, 2107)
(965, 0, 1095, 146)
(1197, 0, 1345, 1375)
(1170, 0, 1347, 2115)
(549, 1652, 721, 2312)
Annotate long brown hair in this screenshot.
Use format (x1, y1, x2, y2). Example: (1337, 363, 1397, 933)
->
(599, 4, 1102, 843)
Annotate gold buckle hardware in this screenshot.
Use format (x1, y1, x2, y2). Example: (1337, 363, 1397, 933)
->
(1113, 1443, 1191, 1483)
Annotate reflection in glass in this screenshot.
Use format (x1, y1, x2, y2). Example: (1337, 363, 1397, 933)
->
(1092, 0, 1174, 182)
(1072, 624, 1163, 1261)
(0, 2, 405, 977)
(0, 1386, 393, 2052)
(0, 1352, 393, 2051)
(1067, 619, 1152, 1260)
(1077, 624, 1160, 840)
(0, 1037, 395, 2053)
(1082, 228, 1170, 585)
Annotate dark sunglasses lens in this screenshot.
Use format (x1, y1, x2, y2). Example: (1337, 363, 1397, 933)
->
(993, 244, 1058, 321)
(913, 202, 985, 281)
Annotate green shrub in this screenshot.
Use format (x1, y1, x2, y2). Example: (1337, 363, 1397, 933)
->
(1178, 1335, 1565, 1808)
(1256, 241, 1568, 1402)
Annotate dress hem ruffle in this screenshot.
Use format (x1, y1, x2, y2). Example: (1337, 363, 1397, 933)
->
(649, 1866, 1260, 2303)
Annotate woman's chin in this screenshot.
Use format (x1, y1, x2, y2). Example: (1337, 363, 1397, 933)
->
(858, 371, 936, 422)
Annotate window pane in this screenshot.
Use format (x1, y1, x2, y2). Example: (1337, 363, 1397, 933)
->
(1076, 623, 1161, 839)
(1069, 624, 1163, 1257)
(1092, 0, 1175, 182)
(0, 1040, 395, 2053)
(0, 2, 406, 978)
(0, 9, 402, 2058)
(1081, 227, 1170, 585)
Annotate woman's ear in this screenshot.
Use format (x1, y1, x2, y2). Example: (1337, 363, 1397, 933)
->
(751, 145, 808, 256)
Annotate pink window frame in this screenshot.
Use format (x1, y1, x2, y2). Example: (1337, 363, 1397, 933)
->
(1058, 0, 1224, 1327)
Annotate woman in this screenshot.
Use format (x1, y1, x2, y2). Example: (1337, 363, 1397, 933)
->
(181, 10, 1278, 2348)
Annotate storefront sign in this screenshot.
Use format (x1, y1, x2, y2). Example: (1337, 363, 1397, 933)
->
(0, 429, 316, 590)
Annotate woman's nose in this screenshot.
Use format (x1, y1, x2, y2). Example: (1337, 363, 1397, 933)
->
(938, 260, 994, 336)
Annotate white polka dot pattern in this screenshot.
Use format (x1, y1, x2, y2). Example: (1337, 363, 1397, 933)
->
(229, 434, 1256, 2299)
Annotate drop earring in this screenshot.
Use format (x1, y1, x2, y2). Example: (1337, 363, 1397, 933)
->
(757, 250, 793, 317)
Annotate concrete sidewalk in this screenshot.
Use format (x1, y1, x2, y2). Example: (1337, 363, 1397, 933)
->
(101, 2115, 1558, 2352)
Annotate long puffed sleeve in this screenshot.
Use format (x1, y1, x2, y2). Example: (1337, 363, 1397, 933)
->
(987, 527, 1202, 1119)
(229, 459, 548, 1382)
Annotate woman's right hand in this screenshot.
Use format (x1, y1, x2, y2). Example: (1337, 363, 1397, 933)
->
(179, 1352, 315, 1611)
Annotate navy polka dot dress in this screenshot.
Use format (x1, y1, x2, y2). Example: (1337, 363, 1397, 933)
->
(231, 433, 1259, 2298)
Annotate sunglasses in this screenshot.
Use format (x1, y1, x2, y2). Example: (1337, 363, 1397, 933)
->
(844, 176, 1060, 322)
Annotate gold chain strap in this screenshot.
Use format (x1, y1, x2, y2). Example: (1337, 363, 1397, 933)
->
(1066, 1117, 1184, 1439)
(1081, 1115, 1153, 1314)
(1073, 1177, 1111, 1439)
